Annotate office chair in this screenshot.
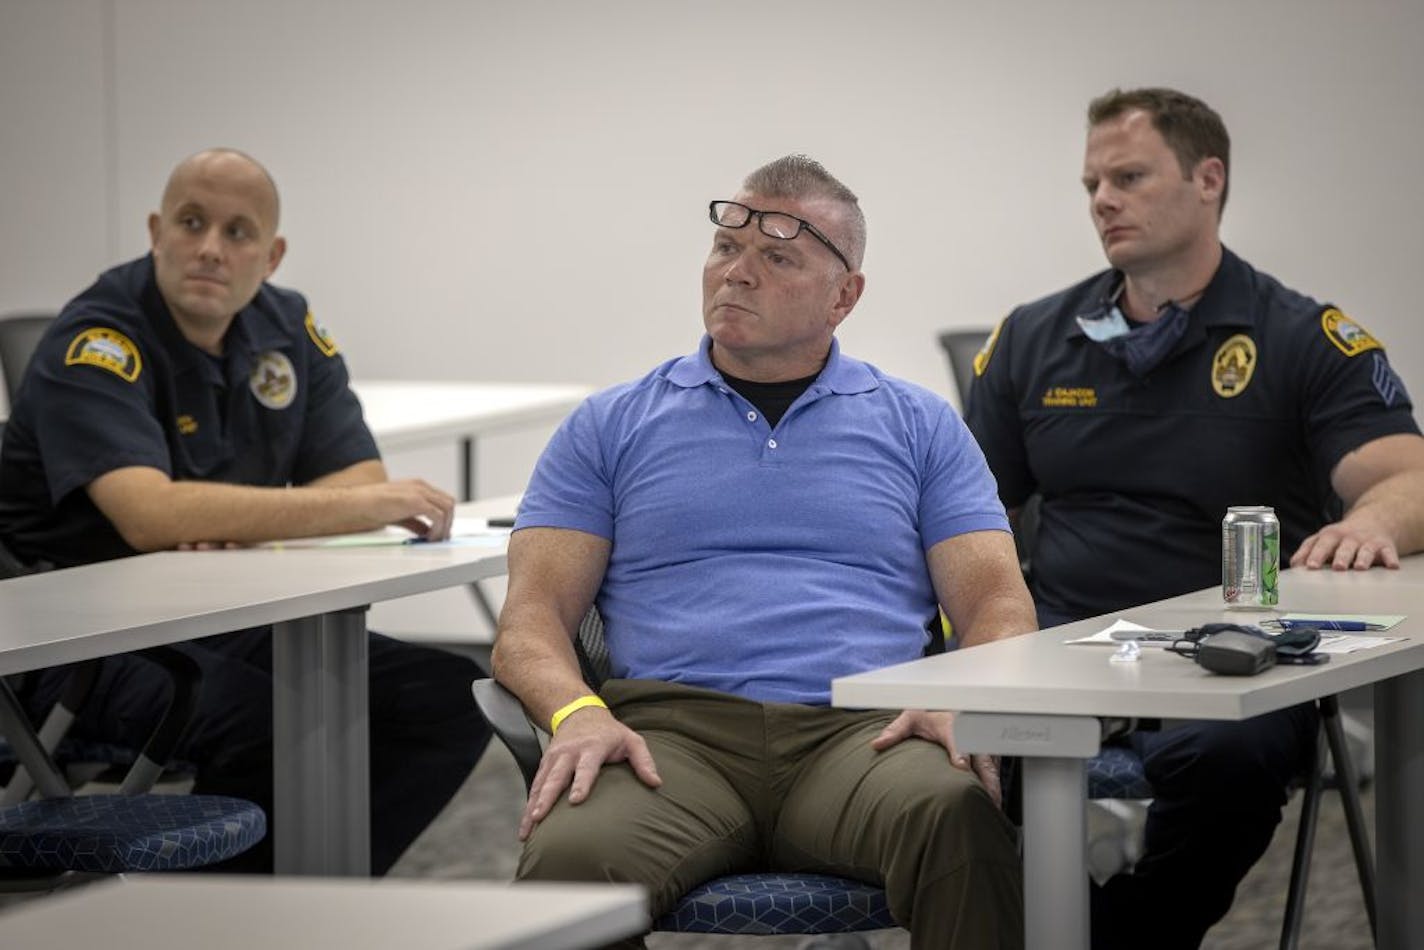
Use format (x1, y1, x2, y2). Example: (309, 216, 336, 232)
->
(935, 325, 1377, 948)
(0, 378, 262, 881)
(0, 312, 55, 407)
(936, 328, 991, 410)
(0, 477, 191, 793)
(0, 312, 171, 785)
(474, 611, 896, 939)
(0, 647, 267, 881)
(0, 661, 140, 801)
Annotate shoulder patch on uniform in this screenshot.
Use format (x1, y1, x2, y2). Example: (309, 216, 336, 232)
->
(972, 319, 1006, 377)
(1211, 334, 1257, 398)
(250, 351, 297, 410)
(304, 312, 339, 357)
(64, 327, 142, 383)
(1321, 308, 1381, 357)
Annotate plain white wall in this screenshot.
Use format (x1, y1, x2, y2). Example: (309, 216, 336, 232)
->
(4, 0, 1423, 493)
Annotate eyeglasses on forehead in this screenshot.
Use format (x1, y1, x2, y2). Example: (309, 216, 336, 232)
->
(708, 200, 852, 272)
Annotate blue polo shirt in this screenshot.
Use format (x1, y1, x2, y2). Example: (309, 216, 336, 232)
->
(517, 337, 1009, 705)
(0, 255, 379, 568)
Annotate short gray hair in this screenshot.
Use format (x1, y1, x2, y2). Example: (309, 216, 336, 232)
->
(742, 154, 866, 270)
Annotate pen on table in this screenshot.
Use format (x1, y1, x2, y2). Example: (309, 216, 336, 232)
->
(1265, 619, 1386, 632)
(486, 517, 516, 528)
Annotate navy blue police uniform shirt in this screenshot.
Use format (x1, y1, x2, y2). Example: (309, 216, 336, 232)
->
(0, 254, 380, 568)
(966, 246, 1420, 622)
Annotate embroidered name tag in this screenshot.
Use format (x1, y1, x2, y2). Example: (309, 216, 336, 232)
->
(1041, 386, 1097, 408)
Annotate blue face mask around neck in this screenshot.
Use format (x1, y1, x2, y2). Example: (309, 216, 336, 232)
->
(1076, 302, 1191, 377)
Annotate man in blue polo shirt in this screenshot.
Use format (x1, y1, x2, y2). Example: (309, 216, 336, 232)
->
(966, 88, 1424, 948)
(492, 155, 1037, 949)
(0, 148, 490, 873)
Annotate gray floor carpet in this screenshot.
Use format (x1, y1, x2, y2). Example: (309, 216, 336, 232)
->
(391, 742, 1375, 949)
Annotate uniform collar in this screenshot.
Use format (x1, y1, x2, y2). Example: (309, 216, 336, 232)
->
(1067, 245, 1256, 339)
(138, 256, 205, 374)
(666, 336, 878, 395)
(1187, 246, 1256, 330)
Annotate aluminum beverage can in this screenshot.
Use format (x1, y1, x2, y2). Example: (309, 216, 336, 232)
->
(1222, 506, 1281, 608)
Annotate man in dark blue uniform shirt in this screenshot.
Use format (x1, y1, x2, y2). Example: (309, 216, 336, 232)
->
(966, 89, 1424, 947)
(0, 148, 491, 873)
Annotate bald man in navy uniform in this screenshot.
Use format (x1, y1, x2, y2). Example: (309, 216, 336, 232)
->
(0, 149, 491, 873)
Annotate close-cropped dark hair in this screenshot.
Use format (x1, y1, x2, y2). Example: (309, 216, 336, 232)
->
(1089, 87, 1231, 214)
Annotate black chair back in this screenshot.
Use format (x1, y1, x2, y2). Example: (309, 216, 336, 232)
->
(936, 328, 992, 408)
(0, 314, 56, 407)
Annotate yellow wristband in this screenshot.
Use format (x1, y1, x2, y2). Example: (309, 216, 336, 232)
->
(550, 694, 608, 734)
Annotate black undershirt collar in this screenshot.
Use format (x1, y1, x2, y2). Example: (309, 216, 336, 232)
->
(720, 371, 819, 429)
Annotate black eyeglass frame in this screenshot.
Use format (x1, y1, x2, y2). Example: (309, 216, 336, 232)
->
(707, 200, 853, 272)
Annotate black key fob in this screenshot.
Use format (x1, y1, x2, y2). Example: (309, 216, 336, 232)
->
(1195, 630, 1277, 676)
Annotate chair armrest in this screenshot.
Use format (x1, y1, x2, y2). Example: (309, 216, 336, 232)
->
(472, 678, 543, 792)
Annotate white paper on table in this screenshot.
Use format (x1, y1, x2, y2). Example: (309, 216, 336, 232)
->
(260, 518, 511, 550)
(1064, 618, 1182, 648)
(1312, 633, 1403, 655)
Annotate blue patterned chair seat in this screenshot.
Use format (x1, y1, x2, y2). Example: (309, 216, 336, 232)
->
(0, 794, 265, 873)
(1086, 744, 1154, 800)
(657, 872, 894, 934)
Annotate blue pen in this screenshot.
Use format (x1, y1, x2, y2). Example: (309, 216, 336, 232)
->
(1266, 619, 1385, 632)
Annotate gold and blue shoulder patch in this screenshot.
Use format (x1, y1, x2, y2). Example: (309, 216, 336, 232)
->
(304, 312, 339, 357)
(1321, 309, 1381, 357)
(64, 327, 142, 382)
(1211, 334, 1257, 398)
(972, 319, 1006, 377)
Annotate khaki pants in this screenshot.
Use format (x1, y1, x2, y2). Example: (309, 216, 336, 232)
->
(517, 679, 1023, 950)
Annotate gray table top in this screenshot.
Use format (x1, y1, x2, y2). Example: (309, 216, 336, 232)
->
(0, 515, 511, 676)
(0, 876, 648, 950)
(833, 561, 1424, 720)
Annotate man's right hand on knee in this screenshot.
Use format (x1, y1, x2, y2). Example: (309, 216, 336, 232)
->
(519, 709, 662, 840)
